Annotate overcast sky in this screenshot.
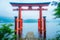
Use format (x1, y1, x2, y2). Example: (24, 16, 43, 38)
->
(0, 0, 60, 19)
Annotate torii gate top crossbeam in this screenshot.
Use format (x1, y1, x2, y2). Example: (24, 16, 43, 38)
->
(10, 2, 50, 6)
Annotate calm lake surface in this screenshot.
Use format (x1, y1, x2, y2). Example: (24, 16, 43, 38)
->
(0, 20, 60, 39)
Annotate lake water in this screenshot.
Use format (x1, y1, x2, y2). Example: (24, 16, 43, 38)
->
(0, 20, 60, 39)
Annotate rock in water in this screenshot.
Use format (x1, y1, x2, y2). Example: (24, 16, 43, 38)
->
(25, 32, 35, 40)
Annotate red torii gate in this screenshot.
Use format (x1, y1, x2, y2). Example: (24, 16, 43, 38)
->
(10, 2, 50, 40)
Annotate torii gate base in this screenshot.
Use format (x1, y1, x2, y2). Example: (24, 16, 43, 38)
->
(15, 16, 46, 40)
(15, 17, 23, 40)
(10, 2, 50, 40)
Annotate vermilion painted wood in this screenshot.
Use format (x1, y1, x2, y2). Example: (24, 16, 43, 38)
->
(38, 7, 43, 38)
(10, 2, 50, 6)
(13, 8, 47, 11)
(11, 2, 50, 40)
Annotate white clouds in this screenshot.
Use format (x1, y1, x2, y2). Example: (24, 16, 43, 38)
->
(22, 10, 39, 19)
(0, 0, 18, 18)
(0, 0, 59, 19)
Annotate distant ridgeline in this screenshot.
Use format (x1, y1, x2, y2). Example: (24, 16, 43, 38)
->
(0, 16, 14, 23)
(0, 17, 37, 23)
(0, 16, 60, 23)
(23, 19, 38, 23)
(0, 16, 38, 23)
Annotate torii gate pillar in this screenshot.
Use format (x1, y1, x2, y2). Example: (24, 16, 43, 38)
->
(10, 2, 50, 40)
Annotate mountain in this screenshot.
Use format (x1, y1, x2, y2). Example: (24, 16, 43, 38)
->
(23, 19, 38, 23)
(0, 16, 60, 23)
(0, 16, 14, 23)
(0, 16, 37, 23)
(0, 16, 38, 23)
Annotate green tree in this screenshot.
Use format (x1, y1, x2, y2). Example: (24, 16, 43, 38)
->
(54, 2, 60, 18)
(0, 24, 16, 40)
